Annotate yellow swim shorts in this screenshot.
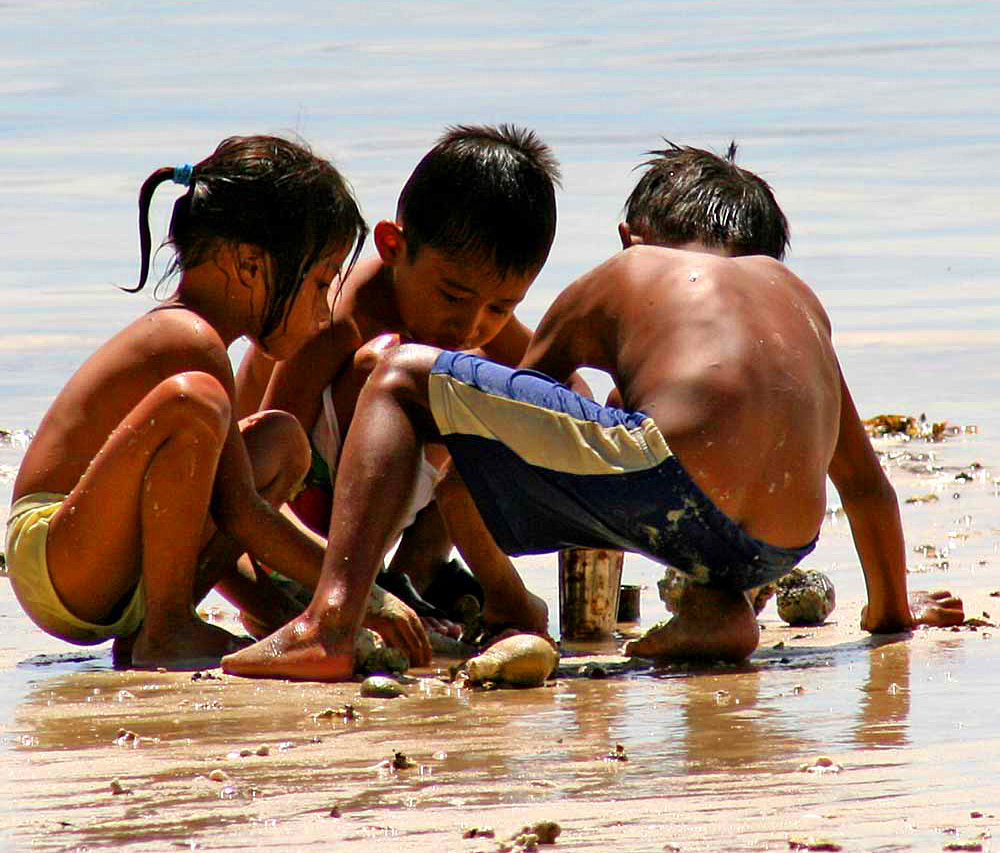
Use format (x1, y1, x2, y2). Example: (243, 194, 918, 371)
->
(4, 493, 145, 644)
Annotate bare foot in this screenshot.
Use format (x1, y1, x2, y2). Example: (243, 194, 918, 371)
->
(221, 613, 356, 681)
(131, 617, 251, 671)
(482, 589, 549, 637)
(624, 584, 759, 663)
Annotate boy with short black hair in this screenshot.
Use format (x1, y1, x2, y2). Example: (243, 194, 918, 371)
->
(224, 142, 963, 681)
(231, 124, 562, 662)
(620, 140, 789, 260)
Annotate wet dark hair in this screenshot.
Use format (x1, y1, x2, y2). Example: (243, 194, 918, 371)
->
(131, 135, 367, 338)
(623, 141, 789, 260)
(396, 124, 560, 277)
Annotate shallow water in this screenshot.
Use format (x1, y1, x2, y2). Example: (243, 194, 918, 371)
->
(2, 1, 1000, 849)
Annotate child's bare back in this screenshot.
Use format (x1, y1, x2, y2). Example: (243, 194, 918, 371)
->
(523, 246, 840, 551)
(17, 305, 234, 499)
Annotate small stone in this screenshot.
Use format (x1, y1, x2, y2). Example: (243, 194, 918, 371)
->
(747, 582, 777, 614)
(208, 769, 228, 782)
(604, 743, 628, 762)
(109, 779, 131, 795)
(462, 827, 495, 839)
(391, 750, 416, 770)
(360, 675, 408, 698)
(528, 821, 560, 844)
(776, 568, 836, 626)
(114, 729, 140, 747)
(657, 566, 688, 613)
(798, 755, 843, 774)
(355, 628, 409, 676)
(255, 745, 270, 756)
(788, 838, 842, 851)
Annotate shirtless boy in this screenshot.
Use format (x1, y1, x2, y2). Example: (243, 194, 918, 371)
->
(223, 141, 962, 681)
(231, 125, 561, 657)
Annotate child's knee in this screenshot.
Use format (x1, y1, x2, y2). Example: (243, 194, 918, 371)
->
(244, 409, 311, 484)
(368, 344, 440, 402)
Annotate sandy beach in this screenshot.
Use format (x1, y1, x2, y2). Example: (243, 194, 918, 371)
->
(2, 425, 999, 852)
(3, 2, 999, 849)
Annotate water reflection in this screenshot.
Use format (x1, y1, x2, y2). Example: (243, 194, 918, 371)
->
(854, 640, 911, 749)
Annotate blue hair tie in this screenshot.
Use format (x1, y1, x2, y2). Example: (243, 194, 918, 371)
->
(172, 164, 194, 187)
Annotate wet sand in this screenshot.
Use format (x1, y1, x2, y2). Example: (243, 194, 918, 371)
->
(3, 422, 1000, 852)
(2, 589, 998, 852)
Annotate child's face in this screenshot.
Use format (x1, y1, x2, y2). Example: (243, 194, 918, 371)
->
(391, 244, 534, 351)
(261, 245, 351, 358)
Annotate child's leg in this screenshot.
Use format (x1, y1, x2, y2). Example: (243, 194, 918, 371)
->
(435, 466, 548, 636)
(223, 344, 442, 680)
(45, 372, 246, 668)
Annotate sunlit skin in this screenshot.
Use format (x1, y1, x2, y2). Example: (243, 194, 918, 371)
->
(13, 243, 350, 670)
(223, 237, 964, 680)
(231, 219, 540, 664)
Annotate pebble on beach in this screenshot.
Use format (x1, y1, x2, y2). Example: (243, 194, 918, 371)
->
(359, 675, 409, 698)
(355, 628, 409, 676)
(798, 755, 843, 774)
(776, 568, 836, 626)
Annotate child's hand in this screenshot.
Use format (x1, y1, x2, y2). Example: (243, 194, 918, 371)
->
(365, 583, 432, 666)
(353, 333, 402, 375)
(482, 588, 549, 638)
(907, 589, 965, 627)
(861, 588, 965, 633)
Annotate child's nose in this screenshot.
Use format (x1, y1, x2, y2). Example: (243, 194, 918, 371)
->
(445, 312, 478, 347)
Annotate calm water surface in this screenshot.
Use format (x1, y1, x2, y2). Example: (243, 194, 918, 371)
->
(1, 1, 999, 846)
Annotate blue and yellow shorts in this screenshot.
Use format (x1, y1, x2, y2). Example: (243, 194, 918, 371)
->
(428, 352, 816, 591)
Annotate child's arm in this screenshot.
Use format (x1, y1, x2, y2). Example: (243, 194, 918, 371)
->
(260, 318, 362, 434)
(518, 280, 605, 384)
(828, 372, 964, 631)
(211, 413, 327, 589)
(234, 345, 276, 420)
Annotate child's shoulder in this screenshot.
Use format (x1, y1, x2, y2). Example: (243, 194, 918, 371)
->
(104, 304, 234, 382)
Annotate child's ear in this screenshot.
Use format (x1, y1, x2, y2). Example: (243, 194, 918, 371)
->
(374, 221, 407, 266)
(618, 222, 643, 249)
(235, 244, 268, 283)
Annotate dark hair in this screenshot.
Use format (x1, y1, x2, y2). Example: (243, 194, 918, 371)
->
(396, 124, 560, 277)
(623, 141, 789, 260)
(131, 135, 367, 338)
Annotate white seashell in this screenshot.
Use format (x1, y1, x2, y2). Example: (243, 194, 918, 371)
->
(465, 634, 558, 687)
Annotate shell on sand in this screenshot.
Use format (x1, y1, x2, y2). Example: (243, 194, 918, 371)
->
(465, 634, 559, 688)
